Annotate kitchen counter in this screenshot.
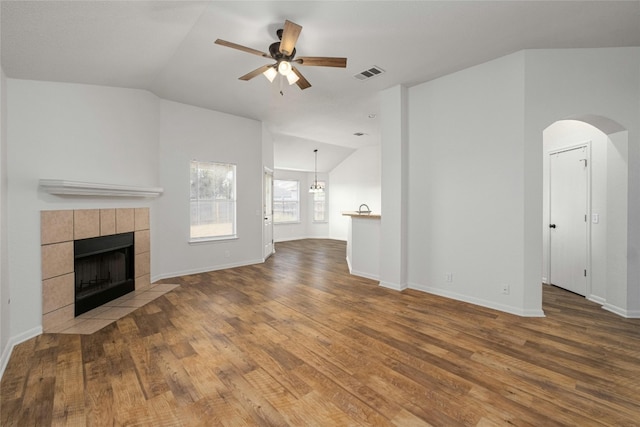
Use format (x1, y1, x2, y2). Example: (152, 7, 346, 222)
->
(342, 212, 381, 280)
(341, 211, 381, 219)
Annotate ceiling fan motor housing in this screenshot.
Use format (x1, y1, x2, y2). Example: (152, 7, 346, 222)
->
(269, 42, 296, 63)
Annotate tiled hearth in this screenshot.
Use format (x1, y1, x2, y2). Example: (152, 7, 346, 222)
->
(50, 283, 178, 334)
(40, 208, 176, 334)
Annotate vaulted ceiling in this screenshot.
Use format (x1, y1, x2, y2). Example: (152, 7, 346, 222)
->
(2, 1, 640, 171)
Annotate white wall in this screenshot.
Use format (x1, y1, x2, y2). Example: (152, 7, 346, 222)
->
(261, 123, 274, 171)
(2, 80, 268, 368)
(542, 120, 610, 301)
(404, 47, 640, 318)
(379, 85, 408, 290)
(329, 146, 381, 241)
(153, 100, 263, 280)
(407, 52, 531, 315)
(275, 145, 381, 244)
(0, 67, 10, 373)
(6, 79, 160, 340)
(606, 130, 629, 314)
(524, 47, 640, 316)
(273, 169, 329, 242)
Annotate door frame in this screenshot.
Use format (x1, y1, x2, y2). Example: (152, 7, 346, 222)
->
(546, 141, 591, 297)
(263, 166, 274, 261)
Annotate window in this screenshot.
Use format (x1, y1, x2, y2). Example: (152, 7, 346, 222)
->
(190, 160, 236, 240)
(313, 181, 326, 222)
(274, 179, 300, 223)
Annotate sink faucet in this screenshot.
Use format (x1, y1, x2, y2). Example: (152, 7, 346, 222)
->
(358, 204, 371, 214)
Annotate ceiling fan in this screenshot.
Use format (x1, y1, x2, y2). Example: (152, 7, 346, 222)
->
(214, 20, 347, 90)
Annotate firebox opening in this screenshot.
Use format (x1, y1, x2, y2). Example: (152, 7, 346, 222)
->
(74, 232, 135, 316)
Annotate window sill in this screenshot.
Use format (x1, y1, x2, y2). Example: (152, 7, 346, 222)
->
(189, 235, 238, 245)
(274, 221, 301, 225)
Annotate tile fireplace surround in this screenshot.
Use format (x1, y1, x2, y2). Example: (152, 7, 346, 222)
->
(41, 208, 152, 333)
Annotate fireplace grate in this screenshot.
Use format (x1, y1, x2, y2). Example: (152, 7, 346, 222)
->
(74, 232, 134, 316)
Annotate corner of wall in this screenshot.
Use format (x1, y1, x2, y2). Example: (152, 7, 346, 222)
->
(0, 326, 42, 380)
(262, 123, 274, 171)
(0, 65, 11, 380)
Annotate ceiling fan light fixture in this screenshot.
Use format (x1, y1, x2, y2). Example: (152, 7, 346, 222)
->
(286, 72, 300, 85)
(278, 61, 292, 76)
(215, 20, 346, 91)
(263, 66, 277, 82)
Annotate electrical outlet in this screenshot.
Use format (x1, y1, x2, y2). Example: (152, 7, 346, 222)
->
(445, 273, 453, 283)
(501, 284, 510, 295)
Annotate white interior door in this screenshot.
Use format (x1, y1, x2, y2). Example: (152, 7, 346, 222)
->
(549, 146, 588, 295)
(263, 169, 274, 260)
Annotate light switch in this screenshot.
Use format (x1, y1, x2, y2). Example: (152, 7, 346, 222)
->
(592, 213, 599, 224)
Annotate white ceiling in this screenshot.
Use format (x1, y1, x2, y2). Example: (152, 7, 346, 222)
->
(2, 1, 640, 172)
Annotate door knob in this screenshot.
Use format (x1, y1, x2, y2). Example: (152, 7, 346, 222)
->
(549, 224, 556, 228)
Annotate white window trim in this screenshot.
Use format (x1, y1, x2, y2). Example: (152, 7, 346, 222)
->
(188, 235, 239, 245)
(312, 180, 327, 223)
(274, 179, 301, 224)
(190, 160, 237, 241)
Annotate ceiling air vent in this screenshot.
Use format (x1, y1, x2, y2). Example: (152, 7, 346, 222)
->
(353, 66, 385, 81)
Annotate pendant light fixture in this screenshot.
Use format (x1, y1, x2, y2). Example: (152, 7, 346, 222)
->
(309, 149, 324, 193)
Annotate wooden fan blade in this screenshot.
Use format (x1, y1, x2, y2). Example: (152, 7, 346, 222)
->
(292, 67, 311, 90)
(239, 65, 272, 81)
(295, 57, 347, 68)
(279, 20, 302, 56)
(215, 39, 270, 58)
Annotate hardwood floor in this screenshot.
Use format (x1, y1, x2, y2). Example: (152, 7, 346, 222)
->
(2, 239, 640, 426)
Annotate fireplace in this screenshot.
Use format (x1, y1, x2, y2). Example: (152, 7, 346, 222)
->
(74, 232, 135, 316)
(41, 208, 151, 332)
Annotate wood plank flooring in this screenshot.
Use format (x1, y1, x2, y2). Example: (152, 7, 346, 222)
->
(2, 239, 640, 426)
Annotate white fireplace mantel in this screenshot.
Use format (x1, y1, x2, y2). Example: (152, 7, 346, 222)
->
(39, 179, 163, 198)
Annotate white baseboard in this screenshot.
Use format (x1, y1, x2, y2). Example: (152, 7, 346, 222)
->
(587, 294, 606, 305)
(274, 236, 306, 243)
(345, 256, 382, 282)
(1, 326, 42, 380)
(602, 303, 640, 318)
(274, 235, 334, 243)
(351, 269, 379, 281)
(151, 258, 263, 283)
(379, 280, 408, 291)
(408, 282, 546, 317)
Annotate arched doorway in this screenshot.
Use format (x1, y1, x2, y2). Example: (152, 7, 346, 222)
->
(542, 116, 628, 313)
